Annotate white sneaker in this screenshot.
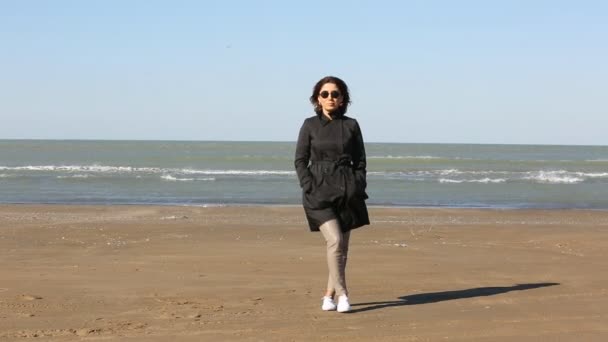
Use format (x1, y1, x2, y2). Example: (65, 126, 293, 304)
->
(321, 296, 337, 311)
(337, 295, 351, 313)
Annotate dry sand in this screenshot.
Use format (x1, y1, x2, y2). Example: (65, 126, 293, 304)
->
(1, 205, 608, 341)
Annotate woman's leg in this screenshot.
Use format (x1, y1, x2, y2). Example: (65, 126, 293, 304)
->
(341, 229, 351, 290)
(319, 219, 350, 297)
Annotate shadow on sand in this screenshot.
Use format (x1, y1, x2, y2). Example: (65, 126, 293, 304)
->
(349, 282, 560, 313)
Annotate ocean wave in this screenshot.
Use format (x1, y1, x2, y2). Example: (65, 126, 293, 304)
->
(436, 169, 516, 176)
(161, 175, 216, 182)
(440, 171, 591, 184)
(439, 178, 507, 184)
(438, 169, 460, 175)
(523, 171, 583, 184)
(161, 175, 193, 182)
(57, 174, 91, 179)
(369, 170, 511, 178)
(0, 165, 164, 173)
(574, 172, 608, 178)
(367, 156, 585, 163)
(180, 169, 295, 176)
(0, 165, 296, 177)
(1, 164, 605, 184)
(372, 168, 605, 178)
(371, 169, 603, 185)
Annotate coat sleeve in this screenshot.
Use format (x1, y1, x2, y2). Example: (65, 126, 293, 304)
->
(352, 120, 367, 190)
(294, 119, 313, 192)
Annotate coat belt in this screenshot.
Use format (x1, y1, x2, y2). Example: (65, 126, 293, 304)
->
(310, 154, 353, 167)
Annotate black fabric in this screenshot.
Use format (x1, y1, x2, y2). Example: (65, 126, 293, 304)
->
(294, 113, 370, 232)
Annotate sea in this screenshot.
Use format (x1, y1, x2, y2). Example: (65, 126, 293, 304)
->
(1, 140, 607, 209)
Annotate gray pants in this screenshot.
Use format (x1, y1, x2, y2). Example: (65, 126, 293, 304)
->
(319, 219, 351, 296)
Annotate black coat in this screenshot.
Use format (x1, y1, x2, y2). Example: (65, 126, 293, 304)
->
(294, 112, 370, 232)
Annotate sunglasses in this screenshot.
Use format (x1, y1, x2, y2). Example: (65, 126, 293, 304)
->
(319, 90, 341, 99)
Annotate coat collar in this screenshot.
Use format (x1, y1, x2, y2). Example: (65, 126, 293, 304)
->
(316, 110, 344, 126)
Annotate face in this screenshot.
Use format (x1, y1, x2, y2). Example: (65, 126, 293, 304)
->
(317, 83, 343, 114)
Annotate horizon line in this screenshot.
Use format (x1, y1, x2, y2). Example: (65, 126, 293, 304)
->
(0, 138, 606, 148)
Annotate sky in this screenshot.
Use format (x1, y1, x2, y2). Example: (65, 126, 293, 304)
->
(1, 0, 607, 145)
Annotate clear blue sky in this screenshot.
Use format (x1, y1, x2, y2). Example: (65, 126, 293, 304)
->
(1, 1, 606, 145)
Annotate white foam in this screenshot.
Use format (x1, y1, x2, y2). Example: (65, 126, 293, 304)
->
(437, 169, 511, 176)
(0, 165, 295, 177)
(180, 169, 295, 176)
(161, 175, 215, 182)
(574, 172, 608, 178)
(524, 171, 583, 184)
(368, 170, 512, 178)
(438, 169, 460, 175)
(367, 171, 389, 176)
(161, 175, 194, 182)
(439, 178, 506, 184)
(439, 178, 462, 183)
(57, 174, 90, 179)
(474, 178, 507, 183)
(195, 204, 226, 208)
(0, 165, 163, 173)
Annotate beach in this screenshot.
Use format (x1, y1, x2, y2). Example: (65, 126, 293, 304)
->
(1, 205, 608, 341)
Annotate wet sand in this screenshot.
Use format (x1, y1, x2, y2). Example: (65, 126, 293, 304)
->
(1, 205, 607, 341)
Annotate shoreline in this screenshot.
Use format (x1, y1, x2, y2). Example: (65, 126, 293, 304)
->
(1, 205, 607, 340)
(3, 202, 608, 211)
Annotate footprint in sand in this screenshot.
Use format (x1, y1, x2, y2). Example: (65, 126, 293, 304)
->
(16, 313, 35, 318)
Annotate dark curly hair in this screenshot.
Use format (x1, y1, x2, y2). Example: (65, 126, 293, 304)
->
(309, 76, 351, 115)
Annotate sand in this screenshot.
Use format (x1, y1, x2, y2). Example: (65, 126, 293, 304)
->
(1, 205, 608, 341)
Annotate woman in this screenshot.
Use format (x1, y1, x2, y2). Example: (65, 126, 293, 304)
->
(294, 76, 370, 313)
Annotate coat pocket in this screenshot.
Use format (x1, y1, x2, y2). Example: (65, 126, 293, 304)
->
(353, 170, 368, 199)
(304, 176, 343, 210)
